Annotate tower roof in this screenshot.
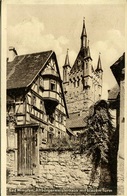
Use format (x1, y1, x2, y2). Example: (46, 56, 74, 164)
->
(63, 49, 71, 68)
(96, 53, 103, 72)
(80, 17, 87, 49)
(81, 17, 87, 39)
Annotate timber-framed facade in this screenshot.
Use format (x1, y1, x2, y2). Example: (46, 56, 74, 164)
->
(7, 49, 68, 176)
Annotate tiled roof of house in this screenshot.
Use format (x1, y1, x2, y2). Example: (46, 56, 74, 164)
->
(66, 115, 87, 129)
(108, 84, 119, 100)
(7, 50, 53, 89)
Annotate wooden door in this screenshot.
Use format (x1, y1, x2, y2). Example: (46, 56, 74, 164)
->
(17, 127, 38, 175)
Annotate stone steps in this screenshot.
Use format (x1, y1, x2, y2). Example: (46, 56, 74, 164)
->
(7, 176, 37, 188)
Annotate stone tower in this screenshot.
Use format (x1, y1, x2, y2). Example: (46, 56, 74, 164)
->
(63, 18, 103, 117)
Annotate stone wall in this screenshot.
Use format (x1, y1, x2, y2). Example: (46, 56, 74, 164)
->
(117, 156, 124, 195)
(39, 149, 99, 189)
(6, 150, 15, 176)
(7, 147, 100, 189)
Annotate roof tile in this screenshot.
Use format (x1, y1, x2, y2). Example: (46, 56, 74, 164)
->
(7, 50, 52, 89)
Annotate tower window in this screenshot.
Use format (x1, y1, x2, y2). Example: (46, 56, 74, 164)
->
(74, 80, 76, 87)
(77, 79, 80, 87)
(86, 63, 88, 69)
(64, 69, 67, 81)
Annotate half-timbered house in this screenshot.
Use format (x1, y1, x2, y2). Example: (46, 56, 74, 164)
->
(7, 48, 68, 176)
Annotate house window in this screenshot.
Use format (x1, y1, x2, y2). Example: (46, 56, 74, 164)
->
(47, 128, 54, 144)
(58, 113, 60, 123)
(33, 96, 36, 105)
(49, 114, 54, 124)
(32, 95, 36, 106)
(48, 133, 53, 144)
(50, 80, 56, 91)
(40, 77, 44, 88)
(41, 128, 46, 144)
(40, 100, 44, 111)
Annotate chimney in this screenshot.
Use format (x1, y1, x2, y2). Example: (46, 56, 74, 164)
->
(8, 46, 18, 62)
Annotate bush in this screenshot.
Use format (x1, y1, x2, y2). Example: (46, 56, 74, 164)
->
(47, 136, 81, 152)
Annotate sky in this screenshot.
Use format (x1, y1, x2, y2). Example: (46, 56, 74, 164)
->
(7, 2, 125, 99)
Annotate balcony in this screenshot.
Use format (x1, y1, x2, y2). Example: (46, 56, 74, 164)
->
(41, 69, 59, 79)
(43, 90, 60, 115)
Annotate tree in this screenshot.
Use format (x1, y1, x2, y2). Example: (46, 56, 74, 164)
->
(80, 100, 116, 194)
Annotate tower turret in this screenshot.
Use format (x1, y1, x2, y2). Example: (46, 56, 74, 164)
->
(96, 53, 103, 72)
(63, 49, 71, 83)
(95, 53, 103, 100)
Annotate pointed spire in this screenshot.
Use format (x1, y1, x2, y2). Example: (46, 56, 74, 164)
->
(96, 53, 103, 72)
(63, 49, 71, 83)
(63, 48, 71, 69)
(81, 17, 87, 49)
(81, 17, 87, 38)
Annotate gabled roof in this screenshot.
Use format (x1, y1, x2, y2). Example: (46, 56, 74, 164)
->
(110, 53, 125, 85)
(7, 50, 53, 89)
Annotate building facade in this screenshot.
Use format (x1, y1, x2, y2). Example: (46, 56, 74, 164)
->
(7, 49, 68, 176)
(108, 53, 125, 158)
(108, 53, 125, 195)
(63, 19, 103, 132)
